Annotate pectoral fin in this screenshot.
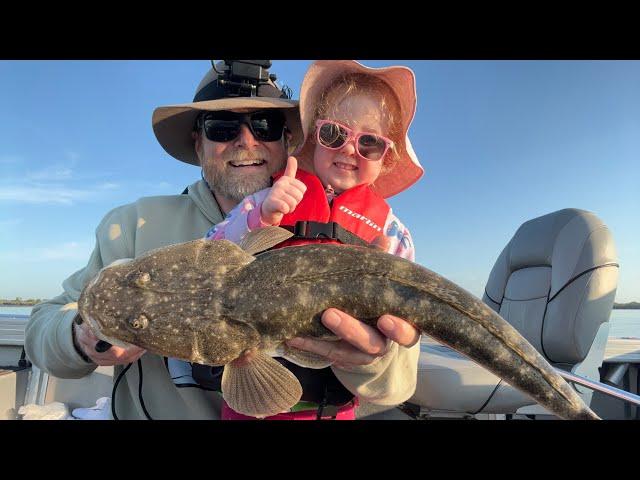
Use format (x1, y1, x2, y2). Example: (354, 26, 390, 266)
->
(238, 226, 294, 255)
(276, 343, 334, 369)
(221, 350, 302, 418)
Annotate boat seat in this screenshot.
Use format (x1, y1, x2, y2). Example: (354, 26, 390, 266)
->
(410, 208, 619, 417)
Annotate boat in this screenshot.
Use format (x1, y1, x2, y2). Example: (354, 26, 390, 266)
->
(1, 208, 638, 420)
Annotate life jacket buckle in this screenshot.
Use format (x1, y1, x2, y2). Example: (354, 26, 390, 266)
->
(293, 221, 338, 240)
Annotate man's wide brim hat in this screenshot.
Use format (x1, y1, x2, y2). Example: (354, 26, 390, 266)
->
(152, 64, 304, 166)
(299, 60, 424, 198)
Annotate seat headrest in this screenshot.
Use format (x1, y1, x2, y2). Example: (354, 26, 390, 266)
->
(489, 208, 617, 301)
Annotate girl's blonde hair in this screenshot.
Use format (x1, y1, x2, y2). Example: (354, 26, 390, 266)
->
(297, 73, 402, 175)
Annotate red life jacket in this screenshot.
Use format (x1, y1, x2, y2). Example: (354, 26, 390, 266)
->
(222, 170, 392, 421)
(271, 168, 390, 248)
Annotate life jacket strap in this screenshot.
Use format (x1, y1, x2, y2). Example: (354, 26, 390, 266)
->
(283, 221, 370, 248)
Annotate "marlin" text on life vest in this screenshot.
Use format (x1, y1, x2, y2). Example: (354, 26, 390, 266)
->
(338, 205, 383, 232)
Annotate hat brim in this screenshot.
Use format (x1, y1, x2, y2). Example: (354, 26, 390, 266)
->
(152, 97, 303, 166)
(298, 60, 424, 198)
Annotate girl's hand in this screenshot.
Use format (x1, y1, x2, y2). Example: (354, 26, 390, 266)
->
(260, 156, 307, 225)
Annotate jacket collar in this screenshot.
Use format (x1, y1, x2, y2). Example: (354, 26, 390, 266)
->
(187, 179, 225, 225)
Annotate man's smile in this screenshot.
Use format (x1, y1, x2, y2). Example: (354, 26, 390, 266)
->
(229, 159, 267, 168)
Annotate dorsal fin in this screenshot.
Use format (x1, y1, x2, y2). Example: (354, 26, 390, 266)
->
(238, 226, 295, 255)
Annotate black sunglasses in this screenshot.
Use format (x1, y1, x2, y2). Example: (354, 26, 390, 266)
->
(196, 110, 287, 143)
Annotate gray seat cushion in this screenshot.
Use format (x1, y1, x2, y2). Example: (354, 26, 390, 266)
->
(412, 208, 618, 414)
(484, 208, 618, 364)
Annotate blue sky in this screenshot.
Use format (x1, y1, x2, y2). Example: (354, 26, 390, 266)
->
(1, 60, 638, 302)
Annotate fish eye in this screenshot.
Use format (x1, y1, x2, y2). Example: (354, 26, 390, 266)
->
(133, 272, 151, 288)
(128, 314, 149, 330)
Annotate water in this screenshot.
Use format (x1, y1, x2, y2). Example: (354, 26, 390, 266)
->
(0, 306, 34, 316)
(1, 306, 639, 339)
(608, 310, 640, 339)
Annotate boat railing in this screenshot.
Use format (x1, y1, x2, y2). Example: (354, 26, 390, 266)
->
(555, 368, 640, 407)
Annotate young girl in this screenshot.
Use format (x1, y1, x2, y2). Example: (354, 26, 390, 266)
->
(207, 60, 423, 259)
(204, 60, 424, 419)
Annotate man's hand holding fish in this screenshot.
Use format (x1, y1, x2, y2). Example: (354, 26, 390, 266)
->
(287, 308, 421, 369)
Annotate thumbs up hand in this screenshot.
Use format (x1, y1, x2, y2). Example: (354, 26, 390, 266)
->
(260, 156, 307, 226)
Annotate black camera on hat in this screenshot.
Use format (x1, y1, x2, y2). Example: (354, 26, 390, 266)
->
(212, 60, 290, 99)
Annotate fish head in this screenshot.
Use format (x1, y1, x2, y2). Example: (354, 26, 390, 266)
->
(77, 238, 257, 357)
(78, 258, 152, 348)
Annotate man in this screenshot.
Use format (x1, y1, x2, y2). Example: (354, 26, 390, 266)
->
(25, 61, 420, 419)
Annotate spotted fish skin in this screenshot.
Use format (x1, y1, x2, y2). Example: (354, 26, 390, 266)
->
(78, 238, 599, 420)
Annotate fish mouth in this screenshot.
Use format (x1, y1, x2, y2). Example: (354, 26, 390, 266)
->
(79, 262, 136, 350)
(82, 311, 131, 349)
(229, 159, 266, 168)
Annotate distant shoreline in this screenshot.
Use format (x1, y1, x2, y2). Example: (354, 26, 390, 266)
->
(0, 301, 46, 307)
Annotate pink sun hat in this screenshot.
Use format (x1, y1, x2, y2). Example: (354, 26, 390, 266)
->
(298, 60, 424, 198)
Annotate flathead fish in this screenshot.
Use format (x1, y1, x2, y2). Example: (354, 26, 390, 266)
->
(78, 227, 599, 419)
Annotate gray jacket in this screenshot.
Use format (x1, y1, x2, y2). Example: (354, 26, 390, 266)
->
(25, 180, 419, 419)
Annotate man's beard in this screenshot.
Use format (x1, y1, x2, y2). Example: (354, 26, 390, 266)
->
(202, 149, 285, 203)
